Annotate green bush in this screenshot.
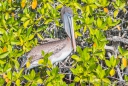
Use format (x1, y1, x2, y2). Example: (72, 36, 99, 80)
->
(0, 0, 127, 85)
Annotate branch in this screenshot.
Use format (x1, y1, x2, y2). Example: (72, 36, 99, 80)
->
(107, 36, 128, 44)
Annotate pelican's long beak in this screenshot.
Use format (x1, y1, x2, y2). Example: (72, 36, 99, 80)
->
(61, 7, 76, 52)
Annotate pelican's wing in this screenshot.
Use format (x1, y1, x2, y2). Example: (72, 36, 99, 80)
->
(21, 39, 67, 68)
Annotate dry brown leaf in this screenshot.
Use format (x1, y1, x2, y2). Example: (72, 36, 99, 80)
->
(116, 25, 121, 31)
(3, 74, 7, 79)
(5, 78, 10, 83)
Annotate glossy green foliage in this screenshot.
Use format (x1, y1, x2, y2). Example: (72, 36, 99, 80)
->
(0, 0, 127, 85)
(71, 46, 111, 85)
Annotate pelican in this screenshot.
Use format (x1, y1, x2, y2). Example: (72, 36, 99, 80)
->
(21, 6, 76, 69)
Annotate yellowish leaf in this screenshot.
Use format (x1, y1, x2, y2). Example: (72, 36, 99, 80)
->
(3, 46, 7, 52)
(114, 10, 118, 18)
(37, 79, 43, 84)
(32, 0, 37, 9)
(37, 33, 43, 40)
(38, 59, 44, 64)
(122, 57, 127, 67)
(5, 12, 9, 20)
(56, 4, 63, 9)
(110, 68, 115, 76)
(0, 60, 6, 64)
(104, 8, 109, 13)
(75, 32, 77, 38)
(93, 43, 96, 48)
(23, 20, 30, 28)
(26, 61, 30, 68)
(19, 37, 23, 46)
(21, 0, 26, 8)
(16, 79, 20, 86)
(75, 31, 82, 38)
(84, 25, 87, 32)
(5, 78, 10, 83)
(11, 12, 15, 17)
(3, 74, 7, 79)
(8, 0, 12, 3)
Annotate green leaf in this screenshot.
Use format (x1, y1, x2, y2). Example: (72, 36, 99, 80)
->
(16, 79, 20, 86)
(23, 20, 30, 28)
(74, 76, 80, 82)
(28, 34, 34, 40)
(122, 51, 128, 56)
(71, 55, 81, 62)
(46, 70, 51, 76)
(76, 46, 82, 55)
(44, 19, 52, 24)
(38, 59, 44, 64)
(73, 2, 81, 9)
(12, 59, 20, 69)
(47, 83, 53, 86)
(83, 25, 87, 32)
(69, 83, 75, 86)
(56, 4, 63, 9)
(83, 48, 90, 61)
(27, 27, 33, 36)
(5, 12, 9, 20)
(30, 70, 35, 79)
(107, 17, 112, 25)
(0, 28, 5, 34)
(7, 71, 12, 80)
(0, 52, 9, 59)
(75, 31, 82, 37)
(100, 70, 105, 79)
(42, 50, 45, 56)
(110, 56, 117, 67)
(112, 59, 117, 67)
(0, 78, 4, 85)
(51, 67, 59, 76)
(114, 10, 118, 18)
(21, 17, 28, 21)
(31, 82, 37, 86)
(124, 75, 128, 81)
(37, 33, 43, 40)
(6, 81, 11, 86)
(4, 63, 11, 72)
(105, 60, 111, 67)
(97, 18, 102, 28)
(102, 78, 110, 84)
(118, 46, 123, 54)
(11, 41, 21, 45)
(0, 60, 6, 64)
(17, 68, 24, 79)
(23, 75, 31, 81)
(37, 79, 43, 84)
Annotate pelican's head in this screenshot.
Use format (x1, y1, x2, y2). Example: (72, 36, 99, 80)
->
(61, 6, 76, 52)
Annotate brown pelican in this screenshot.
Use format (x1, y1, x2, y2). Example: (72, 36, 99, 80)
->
(21, 6, 76, 69)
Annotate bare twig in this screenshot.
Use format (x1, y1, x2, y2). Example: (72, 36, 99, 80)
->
(107, 36, 128, 44)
